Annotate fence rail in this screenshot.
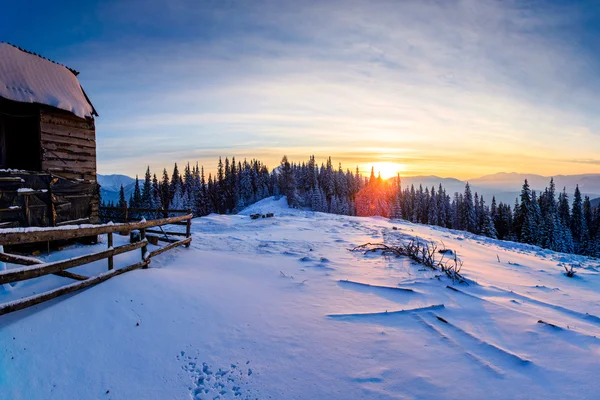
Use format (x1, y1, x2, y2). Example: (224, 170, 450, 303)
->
(0, 212, 193, 316)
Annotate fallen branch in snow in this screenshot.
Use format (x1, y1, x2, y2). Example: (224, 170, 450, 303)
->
(350, 238, 465, 283)
(563, 264, 576, 278)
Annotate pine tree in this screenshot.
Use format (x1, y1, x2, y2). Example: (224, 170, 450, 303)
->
(161, 168, 170, 209)
(571, 185, 586, 253)
(461, 183, 476, 233)
(141, 166, 154, 209)
(118, 184, 127, 209)
(515, 180, 536, 244)
(152, 173, 161, 210)
(129, 175, 142, 218)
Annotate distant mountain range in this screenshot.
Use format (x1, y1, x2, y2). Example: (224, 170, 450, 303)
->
(97, 172, 600, 207)
(98, 174, 136, 204)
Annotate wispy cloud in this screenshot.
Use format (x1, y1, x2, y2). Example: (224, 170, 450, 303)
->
(58, 0, 600, 177)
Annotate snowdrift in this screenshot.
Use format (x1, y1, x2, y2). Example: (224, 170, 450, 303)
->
(1, 197, 599, 399)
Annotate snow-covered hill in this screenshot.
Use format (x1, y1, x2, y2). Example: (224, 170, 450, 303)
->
(2, 197, 599, 399)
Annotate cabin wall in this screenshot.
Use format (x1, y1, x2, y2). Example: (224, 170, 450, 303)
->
(39, 107, 99, 224)
(40, 107, 96, 181)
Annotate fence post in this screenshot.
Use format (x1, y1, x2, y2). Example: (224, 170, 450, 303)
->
(185, 209, 192, 248)
(107, 232, 114, 270)
(140, 228, 148, 267)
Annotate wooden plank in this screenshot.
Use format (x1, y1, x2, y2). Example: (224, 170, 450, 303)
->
(43, 147, 96, 161)
(41, 132, 96, 149)
(49, 171, 96, 181)
(56, 218, 90, 226)
(145, 229, 188, 237)
(43, 148, 96, 161)
(146, 234, 179, 244)
(0, 252, 42, 266)
(107, 232, 113, 270)
(40, 111, 95, 130)
(99, 206, 191, 214)
(0, 214, 192, 246)
(0, 208, 23, 213)
(44, 158, 96, 171)
(140, 228, 148, 267)
(42, 140, 96, 155)
(185, 214, 192, 248)
(0, 240, 147, 285)
(40, 123, 95, 141)
(149, 237, 192, 258)
(16, 190, 49, 196)
(0, 177, 24, 183)
(0, 252, 89, 281)
(53, 271, 89, 281)
(0, 259, 149, 316)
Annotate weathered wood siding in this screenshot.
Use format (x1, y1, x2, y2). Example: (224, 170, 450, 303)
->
(39, 107, 99, 224)
(40, 107, 96, 181)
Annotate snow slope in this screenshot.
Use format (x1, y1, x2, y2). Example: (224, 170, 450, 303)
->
(1, 197, 599, 399)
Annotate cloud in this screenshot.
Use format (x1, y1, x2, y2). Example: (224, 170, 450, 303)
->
(70, 0, 600, 177)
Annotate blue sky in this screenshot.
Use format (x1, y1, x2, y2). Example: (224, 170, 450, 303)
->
(2, 0, 600, 179)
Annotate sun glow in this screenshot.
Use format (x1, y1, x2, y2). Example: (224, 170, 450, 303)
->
(363, 162, 406, 180)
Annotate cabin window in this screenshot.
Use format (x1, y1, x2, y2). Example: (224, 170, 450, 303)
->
(0, 110, 41, 171)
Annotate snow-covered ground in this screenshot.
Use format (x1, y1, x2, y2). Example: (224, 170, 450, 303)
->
(1, 197, 600, 399)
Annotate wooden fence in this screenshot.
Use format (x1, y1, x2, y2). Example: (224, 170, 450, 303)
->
(0, 211, 193, 316)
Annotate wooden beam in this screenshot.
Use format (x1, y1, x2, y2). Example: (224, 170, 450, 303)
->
(99, 206, 192, 214)
(185, 212, 192, 248)
(0, 214, 192, 246)
(0, 252, 89, 281)
(107, 232, 114, 270)
(148, 237, 191, 259)
(0, 240, 147, 285)
(0, 259, 150, 316)
(56, 218, 90, 227)
(54, 271, 89, 281)
(146, 234, 179, 244)
(145, 229, 188, 237)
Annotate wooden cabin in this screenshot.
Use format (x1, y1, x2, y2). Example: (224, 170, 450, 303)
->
(0, 43, 99, 228)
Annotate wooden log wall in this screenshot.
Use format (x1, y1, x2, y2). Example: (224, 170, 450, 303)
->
(40, 108, 96, 181)
(39, 107, 99, 224)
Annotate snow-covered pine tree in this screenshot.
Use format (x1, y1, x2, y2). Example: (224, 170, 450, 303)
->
(390, 188, 402, 220)
(480, 196, 497, 239)
(461, 183, 476, 233)
(141, 166, 154, 209)
(131, 175, 142, 209)
(170, 178, 185, 211)
(152, 173, 161, 210)
(428, 186, 438, 226)
(161, 168, 170, 210)
(515, 180, 534, 244)
(529, 191, 542, 246)
(571, 185, 587, 254)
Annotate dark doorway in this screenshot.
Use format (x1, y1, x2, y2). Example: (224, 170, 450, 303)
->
(0, 101, 41, 171)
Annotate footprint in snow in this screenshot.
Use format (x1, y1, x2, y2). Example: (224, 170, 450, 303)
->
(180, 356, 258, 400)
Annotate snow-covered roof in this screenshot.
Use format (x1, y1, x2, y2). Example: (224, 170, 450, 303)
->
(0, 43, 97, 119)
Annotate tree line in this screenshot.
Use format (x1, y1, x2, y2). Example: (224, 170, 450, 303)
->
(101, 155, 600, 257)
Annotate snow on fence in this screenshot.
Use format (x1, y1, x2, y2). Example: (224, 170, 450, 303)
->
(0, 210, 193, 316)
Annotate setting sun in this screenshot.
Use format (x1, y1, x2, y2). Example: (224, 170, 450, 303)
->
(362, 162, 406, 180)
